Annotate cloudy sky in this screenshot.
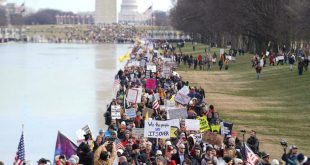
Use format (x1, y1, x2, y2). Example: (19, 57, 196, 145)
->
(6, 0, 174, 13)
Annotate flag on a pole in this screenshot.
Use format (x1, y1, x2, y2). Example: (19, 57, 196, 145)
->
(112, 76, 120, 97)
(14, 131, 25, 165)
(143, 5, 153, 17)
(118, 52, 130, 62)
(245, 143, 259, 165)
(152, 99, 160, 110)
(15, 3, 25, 14)
(54, 131, 78, 160)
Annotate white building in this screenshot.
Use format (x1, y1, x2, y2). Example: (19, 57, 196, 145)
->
(118, 0, 146, 25)
(95, 0, 117, 24)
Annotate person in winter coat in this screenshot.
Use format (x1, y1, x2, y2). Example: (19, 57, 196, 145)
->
(247, 130, 259, 154)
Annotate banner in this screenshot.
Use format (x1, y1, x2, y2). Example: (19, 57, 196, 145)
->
(185, 119, 200, 130)
(111, 105, 121, 119)
(146, 79, 156, 90)
(125, 108, 136, 118)
(147, 65, 157, 72)
(145, 70, 151, 79)
(144, 120, 171, 138)
(276, 56, 284, 62)
(211, 124, 221, 133)
(197, 116, 210, 132)
(167, 108, 188, 119)
(220, 122, 233, 137)
(174, 93, 191, 105)
(133, 88, 143, 103)
(167, 119, 180, 128)
(178, 86, 190, 95)
(126, 88, 139, 103)
(163, 66, 171, 77)
(132, 128, 144, 137)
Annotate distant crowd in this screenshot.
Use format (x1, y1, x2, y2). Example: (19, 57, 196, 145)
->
(26, 24, 142, 44)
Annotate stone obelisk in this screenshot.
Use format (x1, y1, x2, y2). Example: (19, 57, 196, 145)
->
(95, 0, 117, 24)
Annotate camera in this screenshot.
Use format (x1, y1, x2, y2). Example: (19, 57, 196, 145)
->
(280, 139, 288, 147)
(105, 141, 114, 153)
(240, 130, 246, 133)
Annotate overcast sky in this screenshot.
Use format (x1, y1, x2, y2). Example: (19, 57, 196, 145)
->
(6, 0, 173, 13)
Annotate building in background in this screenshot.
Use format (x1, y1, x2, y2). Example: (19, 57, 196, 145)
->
(95, 0, 117, 24)
(118, 0, 147, 25)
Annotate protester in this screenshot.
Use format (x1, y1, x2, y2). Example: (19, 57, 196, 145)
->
(247, 130, 259, 154)
(296, 154, 310, 165)
(282, 145, 298, 165)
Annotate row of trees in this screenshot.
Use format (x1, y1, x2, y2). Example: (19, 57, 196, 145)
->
(170, 0, 310, 53)
(0, 7, 73, 26)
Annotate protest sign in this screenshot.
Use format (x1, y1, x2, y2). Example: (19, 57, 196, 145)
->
(126, 88, 139, 103)
(170, 126, 178, 138)
(276, 56, 284, 62)
(144, 120, 171, 138)
(111, 105, 121, 119)
(211, 124, 221, 133)
(133, 88, 143, 103)
(147, 65, 157, 73)
(220, 122, 233, 137)
(167, 119, 180, 129)
(202, 131, 224, 146)
(125, 108, 136, 118)
(220, 49, 224, 55)
(165, 100, 175, 108)
(130, 73, 135, 80)
(163, 66, 171, 77)
(164, 83, 170, 90)
(178, 86, 190, 95)
(140, 59, 146, 67)
(197, 116, 210, 132)
(145, 70, 151, 79)
(146, 79, 156, 90)
(174, 93, 191, 105)
(132, 128, 144, 137)
(167, 108, 188, 119)
(185, 119, 200, 131)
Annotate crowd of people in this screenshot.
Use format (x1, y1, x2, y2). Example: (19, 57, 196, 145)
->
(26, 24, 141, 44)
(251, 48, 309, 79)
(27, 39, 306, 165)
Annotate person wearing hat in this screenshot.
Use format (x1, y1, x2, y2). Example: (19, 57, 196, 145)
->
(258, 152, 270, 165)
(297, 153, 310, 165)
(201, 145, 218, 165)
(282, 145, 298, 165)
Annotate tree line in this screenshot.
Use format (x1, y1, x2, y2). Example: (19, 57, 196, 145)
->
(0, 7, 73, 26)
(170, 0, 310, 53)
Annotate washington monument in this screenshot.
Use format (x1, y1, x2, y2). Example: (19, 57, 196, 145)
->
(95, 0, 117, 24)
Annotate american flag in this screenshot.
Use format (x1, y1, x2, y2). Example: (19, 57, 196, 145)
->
(14, 132, 25, 165)
(152, 99, 160, 110)
(245, 143, 259, 165)
(116, 141, 125, 150)
(112, 76, 120, 97)
(143, 5, 153, 17)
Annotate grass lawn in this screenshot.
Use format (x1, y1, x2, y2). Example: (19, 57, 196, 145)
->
(176, 42, 310, 158)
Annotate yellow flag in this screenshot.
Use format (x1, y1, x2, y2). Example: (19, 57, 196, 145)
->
(118, 52, 130, 62)
(145, 109, 149, 119)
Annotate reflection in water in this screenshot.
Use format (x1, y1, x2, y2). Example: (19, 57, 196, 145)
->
(0, 43, 130, 164)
